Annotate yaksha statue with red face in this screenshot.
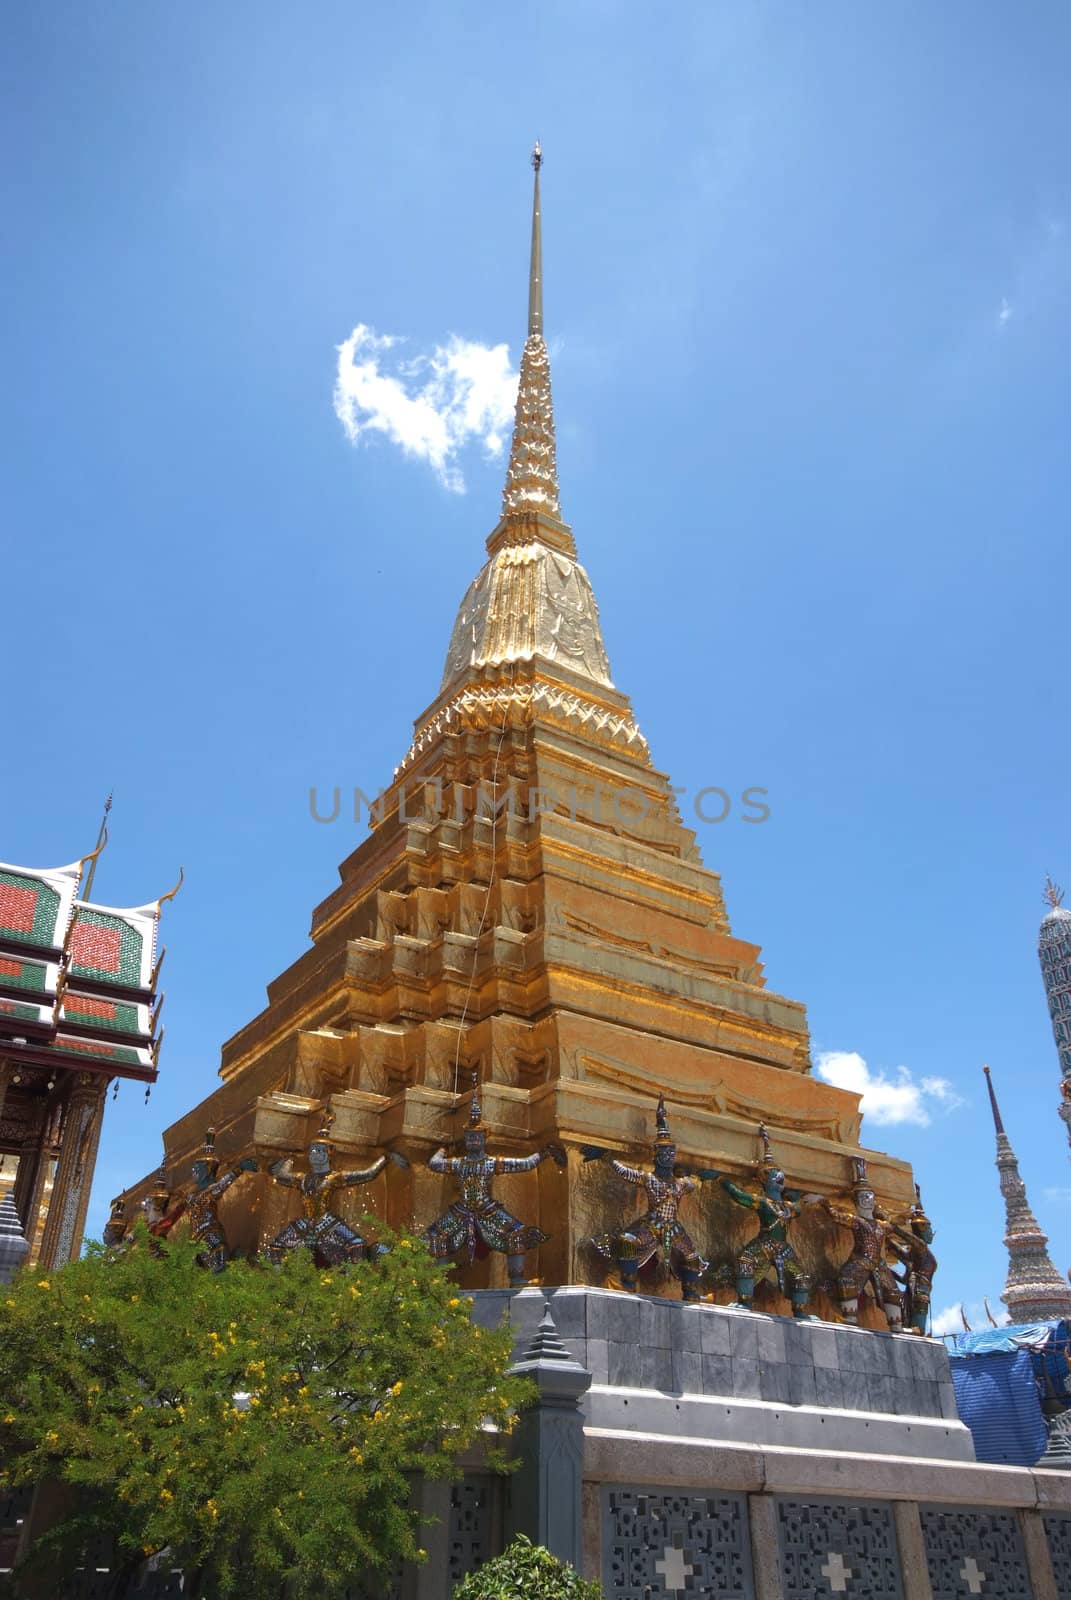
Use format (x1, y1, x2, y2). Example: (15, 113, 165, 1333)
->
(422, 1072, 565, 1288)
(266, 1109, 408, 1268)
(818, 1157, 904, 1329)
(185, 1127, 259, 1272)
(584, 1095, 710, 1302)
(139, 1164, 187, 1256)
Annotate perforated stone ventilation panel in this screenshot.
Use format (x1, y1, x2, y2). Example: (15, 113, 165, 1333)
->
(602, 1485, 753, 1599)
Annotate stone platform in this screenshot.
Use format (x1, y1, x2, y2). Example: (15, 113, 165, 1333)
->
(470, 1285, 974, 1462)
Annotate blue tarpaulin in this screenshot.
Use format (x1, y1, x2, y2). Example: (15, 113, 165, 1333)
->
(947, 1348, 1047, 1465)
(942, 1320, 1071, 1466)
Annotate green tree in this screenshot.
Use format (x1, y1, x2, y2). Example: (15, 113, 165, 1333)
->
(0, 1224, 530, 1599)
(451, 1536, 602, 1600)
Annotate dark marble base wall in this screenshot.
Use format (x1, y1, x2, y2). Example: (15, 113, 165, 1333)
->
(470, 1286, 972, 1462)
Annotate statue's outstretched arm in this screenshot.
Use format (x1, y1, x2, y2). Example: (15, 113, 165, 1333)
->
(496, 1152, 544, 1174)
(211, 1167, 245, 1199)
(609, 1160, 647, 1187)
(498, 1143, 566, 1175)
(429, 1148, 455, 1174)
(720, 1177, 758, 1210)
(269, 1158, 300, 1190)
(341, 1156, 389, 1186)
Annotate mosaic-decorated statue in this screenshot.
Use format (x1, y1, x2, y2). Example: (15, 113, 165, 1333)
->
(266, 1109, 408, 1268)
(186, 1127, 259, 1273)
(711, 1124, 813, 1318)
(102, 1195, 129, 1253)
(886, 1184, 937, 1336)
(817, 1158, 903, 1329)
(584, 1095, 709, 1302)
(422, 1072, 565, 1288)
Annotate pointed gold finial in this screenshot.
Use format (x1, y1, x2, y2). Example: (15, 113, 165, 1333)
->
(529, 141, 543, 338)
(1045, 876, 1065, 911)
(500, 143, 562, 524)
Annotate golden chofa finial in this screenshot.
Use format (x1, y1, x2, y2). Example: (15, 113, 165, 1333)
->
(80, 790, 113, 901)
(156, 866, 184, 911)
(1045, 876, 1065, 910)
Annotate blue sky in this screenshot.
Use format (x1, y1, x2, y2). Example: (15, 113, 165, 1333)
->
(3, 2, 1069, 1328)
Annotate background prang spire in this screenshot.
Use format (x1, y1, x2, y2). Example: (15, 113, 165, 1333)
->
(982, 1065, 1071, 1323)
(1039, 876, 1071, 1157)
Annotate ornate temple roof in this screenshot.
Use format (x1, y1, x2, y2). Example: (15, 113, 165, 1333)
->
(0, 846, 179, 1083)
(983, 1064, 1071, 1322)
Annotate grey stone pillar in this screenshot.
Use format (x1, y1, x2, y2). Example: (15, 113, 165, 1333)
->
(506, 1299, 591, 1570)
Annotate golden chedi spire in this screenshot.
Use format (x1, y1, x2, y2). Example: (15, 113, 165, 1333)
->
(436, 145, 620, 706)
(501, 143, 561, 522)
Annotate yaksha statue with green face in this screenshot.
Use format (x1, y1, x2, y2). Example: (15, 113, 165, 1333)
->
(818, 1158, 903, 1329)
(186, 1127, 259, 1273)
(266, 1109, 408, 1268)
(712, 1124, 813, 1318)
(886, 1185, 937, 1336)
(422, 1073, 565, 1288)
(584, 1095, 710, 1302)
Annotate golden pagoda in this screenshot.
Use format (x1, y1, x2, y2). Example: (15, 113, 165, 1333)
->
(126, 150, 916, 1320)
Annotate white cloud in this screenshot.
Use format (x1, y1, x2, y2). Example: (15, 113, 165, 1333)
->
(333, 324, 519, 493)
(997, 297, 1014, 329)
(814, 1050, 964, 1127)
(931, 1300, 1009, 1336)
(1044, 1186, 1071, 1205)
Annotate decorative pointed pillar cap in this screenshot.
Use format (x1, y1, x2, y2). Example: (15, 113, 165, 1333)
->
(508, 1296, 592, 1401)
